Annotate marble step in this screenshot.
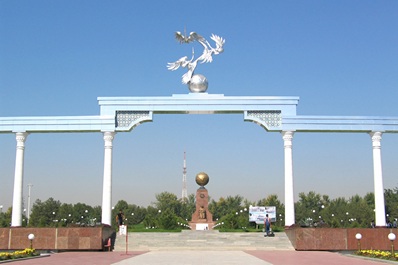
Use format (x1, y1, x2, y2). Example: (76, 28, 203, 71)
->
(114, 231, 294, 251)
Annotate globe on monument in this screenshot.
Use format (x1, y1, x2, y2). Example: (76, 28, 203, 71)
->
(195, 172, 209, 187)
(189, 74, 208, 93)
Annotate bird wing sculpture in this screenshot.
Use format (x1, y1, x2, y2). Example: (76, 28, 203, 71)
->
(167, 56, 190, 71)
(197, 35, 225, 64)
(175, 31, 204, 44)
(168, 31, 225, 84)
(210, 34, 225, 54)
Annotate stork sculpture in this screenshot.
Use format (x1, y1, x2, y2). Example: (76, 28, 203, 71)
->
(167, 30, 225, 90)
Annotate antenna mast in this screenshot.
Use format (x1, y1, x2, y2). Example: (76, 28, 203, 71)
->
(182, 151, 188, 201)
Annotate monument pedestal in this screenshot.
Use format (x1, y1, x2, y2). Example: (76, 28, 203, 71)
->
(189, 187, 215, 230)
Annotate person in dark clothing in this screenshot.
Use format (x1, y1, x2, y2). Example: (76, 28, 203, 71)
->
(264, 214, 271, 237)
(116, 210, 124, 226)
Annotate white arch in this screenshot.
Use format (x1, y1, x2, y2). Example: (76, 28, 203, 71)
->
(1, 93, 397, 226)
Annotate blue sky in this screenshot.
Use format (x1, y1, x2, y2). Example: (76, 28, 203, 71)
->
(1, 1, 397, 210)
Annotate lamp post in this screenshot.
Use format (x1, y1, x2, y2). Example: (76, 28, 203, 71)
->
(355, 233, 362, 252)
(312, 209, 316, 226)
(388, 233, 396, 256)
(157, 210, 161, 228)
(85, 209, 89, 225)
(28, 233, 35, 249)
(27, 184, 33, 224)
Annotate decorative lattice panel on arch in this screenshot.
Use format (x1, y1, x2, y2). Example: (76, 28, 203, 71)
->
(246, 110, 282, 128)
(116, 111, 151, 128)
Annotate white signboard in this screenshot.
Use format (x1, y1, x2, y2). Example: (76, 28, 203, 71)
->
(195, 223, 209, 230)
(249, 206, 276, 224)
(119, 225, 127, 235)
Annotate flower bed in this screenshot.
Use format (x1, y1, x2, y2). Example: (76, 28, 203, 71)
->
(0, 248, 39, 261)
(356, 250, 398, 261)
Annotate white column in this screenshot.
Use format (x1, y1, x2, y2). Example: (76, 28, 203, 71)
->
(101, 132, 115, 225)
(282, 131, 295, 226)
(11, 132, 28, 227)
(369, 131, 386, 227)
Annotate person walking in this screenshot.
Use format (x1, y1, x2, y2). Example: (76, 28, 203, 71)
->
(116, 210, 125, 226)
(264, 214, 271, 237)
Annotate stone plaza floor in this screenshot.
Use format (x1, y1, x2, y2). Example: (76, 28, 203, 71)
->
(8, 250, 392, 265)
(6, 232, 395, 265)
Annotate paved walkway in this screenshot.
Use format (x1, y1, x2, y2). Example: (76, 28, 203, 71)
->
(7, 232, 392, 264)
(9, 250, 389, 265)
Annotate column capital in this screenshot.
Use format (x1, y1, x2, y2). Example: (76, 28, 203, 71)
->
(15, 132, 28, 142)
(282, 131, 294, 140)
(282, 131, 294, 147)
(103, 132, 116, 148)
(369, 131, 382, 140)
(369, 131, 382, 148)
(15, 132, 28, 149)
(103, 131, 116, 141)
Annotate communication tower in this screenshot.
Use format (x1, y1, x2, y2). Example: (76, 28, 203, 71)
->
(182, 151, 188, 201)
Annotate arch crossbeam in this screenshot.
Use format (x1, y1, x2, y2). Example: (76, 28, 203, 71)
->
(0, 116, 115, 133)
(282, 115, 398, 133)
(2, 94, 398, 133)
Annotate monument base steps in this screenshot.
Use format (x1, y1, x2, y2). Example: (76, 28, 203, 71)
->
(114, 230, 294, 251)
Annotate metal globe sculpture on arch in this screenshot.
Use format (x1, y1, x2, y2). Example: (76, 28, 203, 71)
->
(189, 74, 208, 93)
(195, 172, 209, 187)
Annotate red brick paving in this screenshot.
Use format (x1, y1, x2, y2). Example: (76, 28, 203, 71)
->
(9, 251, 148, 265)
(246, 250, 388, 265)
(8, 250, 389, 265)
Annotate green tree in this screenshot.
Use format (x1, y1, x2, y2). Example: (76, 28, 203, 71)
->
(58, 203, 74, 227)
(364, 192, 375, 208)
(257, 194, 285, 226)
(219, 213, 239, 229)
(385, 188, 398, 224)
(243, 198, 255, 208)
(157, 208, 178, 229)
(208, 195, 243, 220)
(122, 204, 146, 227)
(29, 198, 61, 227)
(143, 206, 159, 228)
(0, 207, 12, 227)
(326, 197, 348, 227)
(179, 194, 195, 221)
(72, 203, 94, 226)
(217, 211, 249, 230)
(153, 192, 181, 216)
(91, 205, 102, 225)
(345, 194, 373, 228)
(295, 191, 331, 227)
